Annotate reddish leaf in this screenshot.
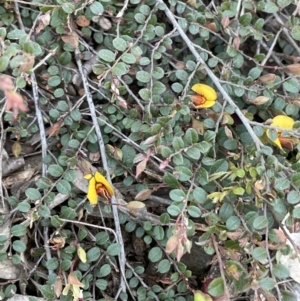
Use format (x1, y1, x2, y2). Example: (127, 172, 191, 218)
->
(0, 75, 14, 91)
(5, 91, 29, 118)
(116, 96, 128, 109)
(176, 241, 184, 261)
(49, 121, 63, 137)
(159, 159, 170, 171)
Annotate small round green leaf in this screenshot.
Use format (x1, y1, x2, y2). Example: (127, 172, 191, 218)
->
(169, 189, 186, 202)
(148, 247, 163, 262)
(253, 216, 268, 230)
(0, 56, 9, 72)
(252, 247, 267, 261)
(259, 278, 275, 290)
(107, 243, 121, 256)
(272, 263, 290, 279)
(87, 247, 101, 262)
(98, 264, 111, 277)
(38, 205, 51, 217)
(98, 49, 116, 63)
(193, 187, 207, 204)
(13, 240, 26, 252)
(187, 205, 201, 218)
(25, 188, 41, 201)
(152, 67, 164, 79)
(121, 53, 136, 64)
(158, 259, 171, 273)
(89, 2, 104, 14)
(45, 258, 59, 270)
(17, 201, 31, 213)
(47, 75, 61, 87)
(152, 81, 166, 94)
(226, 216, 241, 231)
(68, 139, 80, 149)
(95, 279, 107, 290)
(112, 62, 128, 76)
(112, 37, 127, 52)
(62, 3, 74, 13)
(208, 277, 224, 297)
(48, 164, 64, 177)
(56, 180, 71, 195)
(136, 70, 151, 83)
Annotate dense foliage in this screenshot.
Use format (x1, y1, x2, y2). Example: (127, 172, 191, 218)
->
(1, 0, 300, 301)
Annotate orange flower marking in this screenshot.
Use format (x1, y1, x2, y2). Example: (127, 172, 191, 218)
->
(190, 83, 217, 109)
(84, 171, 114, 205)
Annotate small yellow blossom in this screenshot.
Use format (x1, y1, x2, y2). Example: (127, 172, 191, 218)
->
(266, 115, 295, 150)
(84, 171, 114, 205)
(190, 83, 217, 109)
(62, 272, 84, 301)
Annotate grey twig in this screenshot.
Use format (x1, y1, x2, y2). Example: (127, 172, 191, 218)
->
(261, 29, 282, 66)
(31, 72, 52, 272)
(274, 13, 300, 57)
(159, 1, 263, 150)
(75, 48, 127, 295)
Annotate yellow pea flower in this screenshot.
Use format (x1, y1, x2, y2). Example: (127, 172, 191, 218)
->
(266, 115, 295, 150)
(62, 272, 84, 301)
(84, 171, 114, 205)
(190, 83, 217, 109)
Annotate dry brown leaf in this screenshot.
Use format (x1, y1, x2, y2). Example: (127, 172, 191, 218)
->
(89, 152, 101, 162)
(192, 118, 204, 135)
(175, 61, 186, 70)
(258, 73, 276, 84)
(252, 96, 269, 105)
(165, 235, 179, 254)
(5, 91, 29, 118)
(54, 276, 63, 298)
(284, 63, 300, 75)
(254, 179, 265, 190)
(36, 12, 51, 34)
(224, 126, 233, 140)
(68, 272, 84, 287)
(99, 17, 112, 30)
(3, 168, 36, 188)
(143, 134, 159, 145)
(61, 31, 79, 49)
(136, 158, 147, 178)
(49, 120, 63, 137)
(135, 188, 152, 201)
(76, 15, 90, 27)
(205, 22, 217, 32)
(127, 201, 145, 210)
(19, 54, 35, 73)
